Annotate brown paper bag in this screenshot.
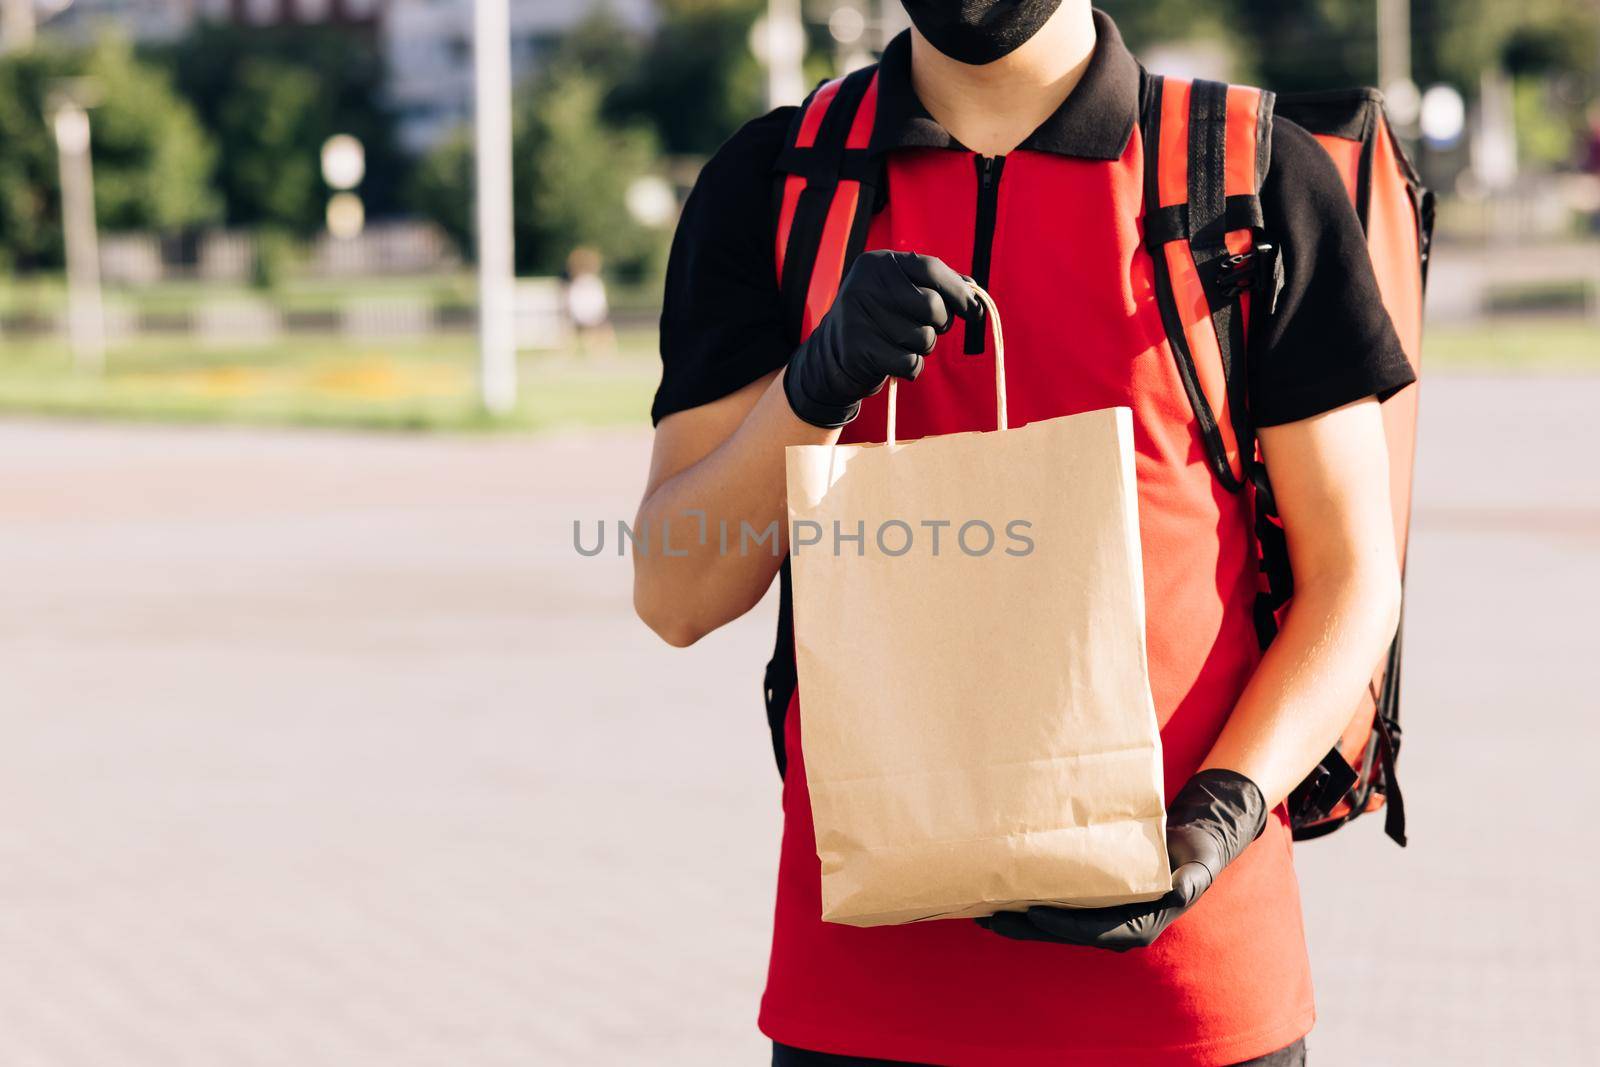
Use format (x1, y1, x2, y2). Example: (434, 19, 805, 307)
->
(785, 288, 1171, 928)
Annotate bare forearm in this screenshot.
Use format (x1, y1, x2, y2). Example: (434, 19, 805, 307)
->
(1200, 565, 1401, 808)
(633, 373, 838, 645)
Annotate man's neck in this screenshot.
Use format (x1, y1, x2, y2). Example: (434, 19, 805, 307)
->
(909, 3, 1098, 157)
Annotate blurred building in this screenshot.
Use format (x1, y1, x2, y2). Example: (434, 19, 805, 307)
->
(195, 0, 385, 28)
(40, 0, 651, 154)
(39, 0, 193, 41)
(383, 0, 654, 153)
(40, 0, 386, 42)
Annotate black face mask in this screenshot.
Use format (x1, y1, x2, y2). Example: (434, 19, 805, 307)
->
(900, 0, 1066, 66)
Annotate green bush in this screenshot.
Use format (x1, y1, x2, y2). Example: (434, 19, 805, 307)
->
(0, 35, 217, 269)
(156, 23, 405, 233)
(412, 63, 667, 281)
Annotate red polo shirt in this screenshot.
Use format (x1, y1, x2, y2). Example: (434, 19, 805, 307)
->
(653, 14, 1413, 1067)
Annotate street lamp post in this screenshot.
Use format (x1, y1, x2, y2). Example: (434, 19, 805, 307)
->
(1377, 0, 1412, 101)
(0, 0, 35, 54)
(51, 99, 105, 375)
(757, 0, 806, 109)
(473, 0, 517, 415)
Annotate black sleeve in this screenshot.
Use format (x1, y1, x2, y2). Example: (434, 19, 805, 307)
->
(650, 108, 797, 426)
(1249, 117, 1417, 428)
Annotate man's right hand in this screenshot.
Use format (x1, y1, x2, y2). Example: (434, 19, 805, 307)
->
(784, 251, 980, 428)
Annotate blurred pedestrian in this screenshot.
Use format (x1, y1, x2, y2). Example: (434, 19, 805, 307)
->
(564, 245, 615, 357)
(1582, 104, 1600, 177)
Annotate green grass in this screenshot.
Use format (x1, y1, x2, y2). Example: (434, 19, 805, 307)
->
(1424, 318, 1600, 371)
(0, 329, 660, 432)
(0, 317, 1592, 433)
(0, 273, 479, 318)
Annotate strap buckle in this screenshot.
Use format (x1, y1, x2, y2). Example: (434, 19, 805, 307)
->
(1211, 241, 1278, 303)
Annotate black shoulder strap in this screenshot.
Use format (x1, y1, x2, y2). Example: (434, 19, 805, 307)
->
(765, 559, 796, 777)
(775, 65, 883, 344)
(1142, 76, 1254, 495)
(1189, 78, 1260, 485)
(764, 66, 883, 779)
(1144, 76, 1289, 621)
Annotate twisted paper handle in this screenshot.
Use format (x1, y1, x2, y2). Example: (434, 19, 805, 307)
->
(886, 282, 1005, 448)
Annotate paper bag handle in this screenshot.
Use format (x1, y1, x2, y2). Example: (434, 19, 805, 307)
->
(886, 282, 1005, 448)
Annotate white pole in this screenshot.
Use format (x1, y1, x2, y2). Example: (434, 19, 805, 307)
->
(765, 0, 806, 109)
(1473, 66, 1518, 195)
(53, 103, 105, 375)
(1377, 0, 1412, 97)
(0, 0, 36, 54)
(473, 0, 517, 415)
(878, 0, 909, 50)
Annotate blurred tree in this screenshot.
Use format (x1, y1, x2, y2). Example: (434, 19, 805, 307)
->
(213, 59, 322, 232)
(521, 67, 662, 278)
(409, 127, 474, 271)
(1501, 7, 1599, 168)
(156, 23, 405, 233)
(411, 63, 664, 280)
(0, 36, 216, 270)
(556, 6, 649, 92)
(605, 0, 766, 156)
(1112, 0, 1597, 137)
(1098, 0, 1224, 54)
(1222, 0, 1379, 91)
(1413, 0, 1579, 89)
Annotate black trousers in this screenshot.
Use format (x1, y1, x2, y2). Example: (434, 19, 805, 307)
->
(773, 1036, 1307, 1066)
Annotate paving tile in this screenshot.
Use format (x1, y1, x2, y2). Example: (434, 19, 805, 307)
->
(0, 375, 1593, 1065)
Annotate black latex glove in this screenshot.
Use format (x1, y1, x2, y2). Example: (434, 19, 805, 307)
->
(976, 769, 1268, 952)
(783, 250, 981, 428)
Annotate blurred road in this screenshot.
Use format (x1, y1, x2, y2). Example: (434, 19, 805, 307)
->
(1, 375, 1595, 1066)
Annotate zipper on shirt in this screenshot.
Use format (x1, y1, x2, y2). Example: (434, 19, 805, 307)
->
(966, 154, 1005, 355)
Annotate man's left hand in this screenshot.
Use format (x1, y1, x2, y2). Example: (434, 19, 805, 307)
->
(977, 769, 1268, 952)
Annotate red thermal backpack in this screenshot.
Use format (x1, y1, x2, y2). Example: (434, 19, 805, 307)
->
(762, 65, 1433, 846)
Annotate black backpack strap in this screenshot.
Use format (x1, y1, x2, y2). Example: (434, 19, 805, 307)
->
(775, 65, 883, 344)
(1374, 605, 1408, 845)
(1144, 75, 1289, 649)
(763, 65, 883, 778)
(1141, 76, 1277, 497)
(764, 560, 796, 777)
(1141, 75, 1235, 494)
(1190, 78, 1272, 502)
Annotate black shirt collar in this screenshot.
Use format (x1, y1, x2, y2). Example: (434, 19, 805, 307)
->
(868, 9, 1140, 162)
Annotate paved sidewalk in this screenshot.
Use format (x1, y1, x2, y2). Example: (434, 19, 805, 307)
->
(1, 375, 1595, 1066)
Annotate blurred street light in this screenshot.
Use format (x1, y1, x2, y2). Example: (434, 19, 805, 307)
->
(320, 134, 366, 192)
(625, 175, 676, 229)
(48, 91, 105, 375)
(1384, 78, 1421, 131)
(321, 134, 366, 243)
(1419, 83, 1466, 148)
(828, 5, 864, 45)
(473, 0, 517, 415)
(326, 191, 365, 240)
(828, 2, 873, 73)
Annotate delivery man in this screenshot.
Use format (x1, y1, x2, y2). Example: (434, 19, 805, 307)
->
(633, 3, 1415, 1064)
